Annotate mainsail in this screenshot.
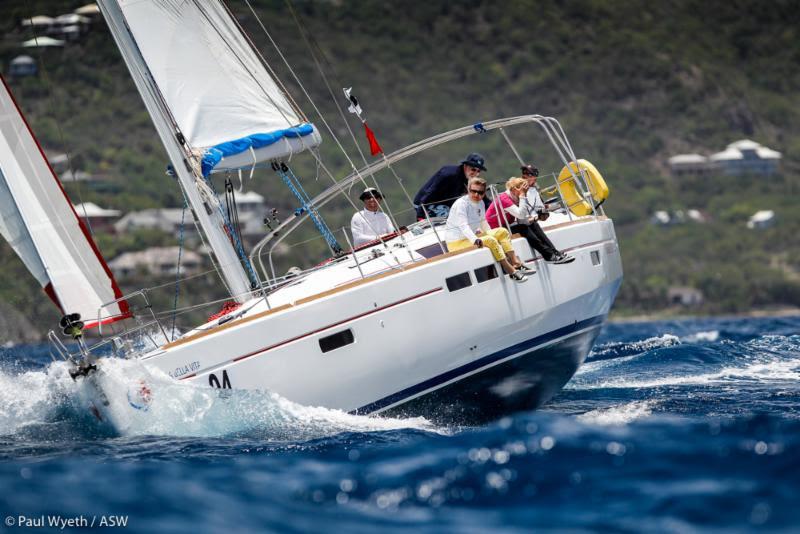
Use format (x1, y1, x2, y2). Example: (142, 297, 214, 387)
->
(0, 77, 130, 328)
(113, 0, 321, 176)
(98, 0, 324, 301)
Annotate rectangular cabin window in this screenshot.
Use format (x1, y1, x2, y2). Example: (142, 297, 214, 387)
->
(474, 264, 498, 283)
(591, 250, 601, 266)
(319, 329, 355, 353)
(446, 272, 472, 292)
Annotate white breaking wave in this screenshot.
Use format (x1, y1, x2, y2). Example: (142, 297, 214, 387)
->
(682, 330, 720, 343)
(572, 357, 800, 390)
(577, 400, 656, 425)
(589, 334, 681, 358)
(0, 357, 437, 439)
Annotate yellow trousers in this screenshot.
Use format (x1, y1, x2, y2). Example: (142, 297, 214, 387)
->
(447, 227, 514, 261)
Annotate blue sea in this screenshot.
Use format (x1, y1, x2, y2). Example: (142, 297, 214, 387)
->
(1, 315, 798, 532)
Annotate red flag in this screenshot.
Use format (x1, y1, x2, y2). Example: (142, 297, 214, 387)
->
(363, 122, 383, 156)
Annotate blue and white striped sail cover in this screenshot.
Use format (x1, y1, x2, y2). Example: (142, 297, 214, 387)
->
(116, 0, 321, 176)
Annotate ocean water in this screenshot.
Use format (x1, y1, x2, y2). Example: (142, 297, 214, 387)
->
(1, 315, 798, 532)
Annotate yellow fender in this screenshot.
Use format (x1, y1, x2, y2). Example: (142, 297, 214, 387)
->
(555, 159, 609, 216)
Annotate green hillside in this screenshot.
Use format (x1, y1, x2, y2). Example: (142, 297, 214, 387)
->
(1, 0, 799, 340)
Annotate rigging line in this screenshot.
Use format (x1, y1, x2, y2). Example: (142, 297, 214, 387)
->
(201, 174, 259, 286)
(22, 16, 94, 236)
(280, 3, 414, 251)
(241, 0, 369, 183)
(283, 6, 416, 209)
(221, 0, 305, 122)
(284, 6, 408, 251)
(170, 200, 188, 341)
(194, 1, 297, 129)
(239, 2, 403, 263)
(283, 0, 369, 169)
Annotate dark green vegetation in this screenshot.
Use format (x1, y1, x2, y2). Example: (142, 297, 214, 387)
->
(0, 0, 798, 340)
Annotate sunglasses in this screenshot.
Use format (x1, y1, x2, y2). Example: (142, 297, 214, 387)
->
(522, 170, 539, 177)
(466, 165, 482, 172)
(469, 189, 486, 196)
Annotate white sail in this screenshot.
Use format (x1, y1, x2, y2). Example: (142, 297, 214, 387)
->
(0, 77, 130, 328)
(115, 0, 321, 176)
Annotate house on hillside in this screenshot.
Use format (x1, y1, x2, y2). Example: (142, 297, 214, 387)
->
(668, 154, 710, 176)
(667, 286, 704, 307)
(746, 210, 776, 230)
(51, 14, 91, 40)
(668, 139, 781, 177)
(20, 15, 54, 32)
(74, 4, 101, 18)
(8, 55, 37, 78)
(710, 140, 781, 176)
(114, 208, 198, 240)
(73, 202, 121, 233)
(108, 246, 202, 278)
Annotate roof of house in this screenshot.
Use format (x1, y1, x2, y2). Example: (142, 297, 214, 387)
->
(218, 190, 265, 205)
(710, 139, 782, 161)
(668, 154, 708, 165)
(73, 202, 121, 218)
(749, 210, 775, 223)
(75, 4, 101, 16)
(10, 55, 35, 65)
(115, 208, 186, 225)
(54, 13, 90, 25)
(22, 36, 65, 48)
(21, 16, 55, 26)
(109, 246, 202, 269)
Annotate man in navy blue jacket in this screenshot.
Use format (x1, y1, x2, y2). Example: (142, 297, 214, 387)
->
(413, 153, 486, 219)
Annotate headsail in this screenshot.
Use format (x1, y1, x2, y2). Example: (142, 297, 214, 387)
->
(0, 77, 130, 328)
(114, 0, 322, 176)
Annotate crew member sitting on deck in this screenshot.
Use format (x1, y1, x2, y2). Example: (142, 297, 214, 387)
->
(519, 164, 574, 264)
(413, 152, 487, 220)
(444, 177, 530, 283)
(351, 187, 395, 246)
(486, 175, 572, 266)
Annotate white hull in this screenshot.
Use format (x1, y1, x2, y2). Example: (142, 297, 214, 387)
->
(117, 215, 622, 423)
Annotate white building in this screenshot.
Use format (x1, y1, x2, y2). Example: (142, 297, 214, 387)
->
(710, 139, 781, 176)
(108, 246, 203, 278)
(73, 202, 121, 232)
(668, 154, 709, 176)
(114, 208, 196, 237)
(669, 140, 781, 177)
(746, 210, 776, 230)
(8, 55, 37, 77)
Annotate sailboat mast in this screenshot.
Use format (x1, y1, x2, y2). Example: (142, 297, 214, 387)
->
(97, 0, 254, 302)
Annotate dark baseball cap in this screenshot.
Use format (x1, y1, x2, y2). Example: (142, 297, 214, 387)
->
(461, 153, 487, 171)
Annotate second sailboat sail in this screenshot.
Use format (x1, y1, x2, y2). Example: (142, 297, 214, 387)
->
(0, 77, 130, 328)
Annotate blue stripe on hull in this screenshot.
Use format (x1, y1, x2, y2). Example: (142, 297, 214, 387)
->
(353, 315, 605, 422)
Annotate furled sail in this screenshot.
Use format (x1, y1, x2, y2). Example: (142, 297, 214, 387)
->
(115, 0, 321, 176)
(0, 77, 130, 328)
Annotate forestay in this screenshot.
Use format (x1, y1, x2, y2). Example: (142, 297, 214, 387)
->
(0, 77, 130, 328)
(116, 0, 321, 176)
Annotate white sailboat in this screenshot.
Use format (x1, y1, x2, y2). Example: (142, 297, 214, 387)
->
(1, 0, 622, 427)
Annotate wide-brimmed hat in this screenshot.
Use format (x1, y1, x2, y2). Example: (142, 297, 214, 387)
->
(521, 164, 539, 177)
(461, 153, 487, 171)
(359, 187, 383, 201)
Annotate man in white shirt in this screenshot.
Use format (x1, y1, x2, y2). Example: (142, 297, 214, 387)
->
(444, 177, 529, 282)
(350, 187, 396, 246)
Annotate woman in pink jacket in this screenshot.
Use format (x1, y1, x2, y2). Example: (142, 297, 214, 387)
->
(486, 176, 573, 264)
